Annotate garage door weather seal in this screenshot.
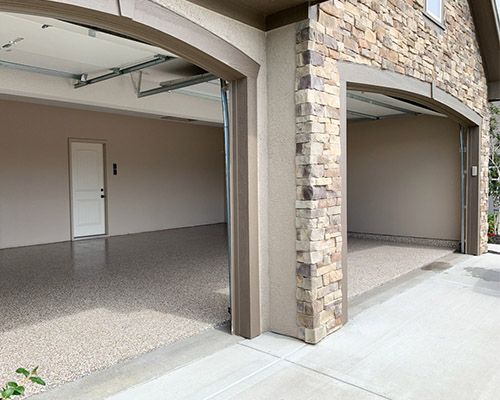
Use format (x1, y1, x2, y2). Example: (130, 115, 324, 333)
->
(459, 126, 466, 254)
(220, 79, 232, 315)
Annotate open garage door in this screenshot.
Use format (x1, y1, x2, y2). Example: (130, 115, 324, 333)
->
(346, 90, 467, 300)
(0, 11, 234, 393)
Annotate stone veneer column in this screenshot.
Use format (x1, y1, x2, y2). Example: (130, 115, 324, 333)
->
(294, 0, 490, 343)
(295, 19, 343, 344)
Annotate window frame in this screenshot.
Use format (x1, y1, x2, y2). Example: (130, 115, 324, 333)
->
(424, 0, 444, 25)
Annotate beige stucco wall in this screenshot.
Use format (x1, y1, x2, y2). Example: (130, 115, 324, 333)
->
(347, 115, 461, 240)
(0, 99, 225, 249)
(266, 23, 297, 337)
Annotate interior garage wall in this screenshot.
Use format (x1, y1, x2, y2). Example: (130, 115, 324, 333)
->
(347, 115, 461, 241)
(0, 99, 225, 249)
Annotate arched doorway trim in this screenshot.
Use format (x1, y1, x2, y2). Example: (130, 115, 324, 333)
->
(338, 61, 482, 321)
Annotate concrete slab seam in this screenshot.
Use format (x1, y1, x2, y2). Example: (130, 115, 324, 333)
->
(200, 358, 282, 400)
(200, 342, 309, 400)
(285, 359, 393, 400)
(238, 341, 308, 359)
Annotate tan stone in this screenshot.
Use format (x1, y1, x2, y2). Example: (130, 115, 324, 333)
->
(304, 326, 327, 344)
(365, 28, 376, 44)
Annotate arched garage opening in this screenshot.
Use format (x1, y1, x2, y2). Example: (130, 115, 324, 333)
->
(338, 63, 482, 318)
(346, 91, 464, 298)
(0, 0, 260, 391)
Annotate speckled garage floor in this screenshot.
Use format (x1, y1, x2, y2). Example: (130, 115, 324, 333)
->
(347, 238, 455, 299)
(0, 224, 229, 396)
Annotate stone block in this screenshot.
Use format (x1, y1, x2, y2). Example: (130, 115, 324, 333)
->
(304, 326, 327, 344)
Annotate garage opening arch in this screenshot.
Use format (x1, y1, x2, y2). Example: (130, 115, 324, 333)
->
(338, 61, 483, 321)
(0, 0, 261, 339)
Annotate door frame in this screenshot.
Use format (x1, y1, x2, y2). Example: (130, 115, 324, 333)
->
(0, 0, 262, 339)
(68, 138, 109, 240)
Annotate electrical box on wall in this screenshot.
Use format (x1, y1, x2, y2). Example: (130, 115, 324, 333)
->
(113, 163, 118, 175)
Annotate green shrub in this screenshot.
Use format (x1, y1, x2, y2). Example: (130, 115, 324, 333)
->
(489, 104, 500, 240)
(488, 214, 498, 243)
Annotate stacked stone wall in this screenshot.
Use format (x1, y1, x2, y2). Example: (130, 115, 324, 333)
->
(295, 0, 489, 343)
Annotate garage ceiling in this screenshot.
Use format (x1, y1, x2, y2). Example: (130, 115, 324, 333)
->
(347, 91, 446, 121)
(0, 12, 448, 124)
(0, 12, 221, 102)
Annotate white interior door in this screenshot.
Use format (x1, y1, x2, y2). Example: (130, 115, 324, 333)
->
(71, 142, 106, 238)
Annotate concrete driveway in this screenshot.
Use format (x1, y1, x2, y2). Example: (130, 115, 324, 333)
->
(35, 251, 500, 400)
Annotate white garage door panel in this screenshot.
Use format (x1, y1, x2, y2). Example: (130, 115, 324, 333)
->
(71, 142, 106, 237)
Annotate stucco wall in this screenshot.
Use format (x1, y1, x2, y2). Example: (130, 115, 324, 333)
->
(266, 24, 297, 337)
(0, 99, 225, 249)
(347, 115, 461, 241)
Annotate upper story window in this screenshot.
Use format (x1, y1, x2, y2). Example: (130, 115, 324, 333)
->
(425, 0, 443, 24)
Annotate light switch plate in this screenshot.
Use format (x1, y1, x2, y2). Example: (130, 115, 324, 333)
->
(471, 165, 478, 177)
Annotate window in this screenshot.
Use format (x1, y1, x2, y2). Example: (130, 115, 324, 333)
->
(496, 0, 500, 26)
(425, 0, 443, 24)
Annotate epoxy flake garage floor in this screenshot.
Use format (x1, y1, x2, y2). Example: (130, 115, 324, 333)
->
(347, 238, 456, 299)
(0, 224, 229, 395)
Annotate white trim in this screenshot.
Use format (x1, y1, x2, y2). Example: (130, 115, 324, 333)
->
(425, 0, 443, 24)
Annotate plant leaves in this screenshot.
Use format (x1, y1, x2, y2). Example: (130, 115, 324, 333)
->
(1, 387, 14, 398)
(15, 368, 29, 377)
(31, 366, 39, 375)
(29, 376, 46, 386)
(6, 383, 17, 388)
(12, 386, 25, 395)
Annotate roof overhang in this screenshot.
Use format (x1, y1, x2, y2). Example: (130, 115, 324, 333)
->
(468, 0, 500, 101)
(184, 0, 319, 31)
(186, 0, 499, 100)
(490, 81, 500, 101)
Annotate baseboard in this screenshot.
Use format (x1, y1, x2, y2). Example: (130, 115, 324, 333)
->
(348, 231, 459, 249)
